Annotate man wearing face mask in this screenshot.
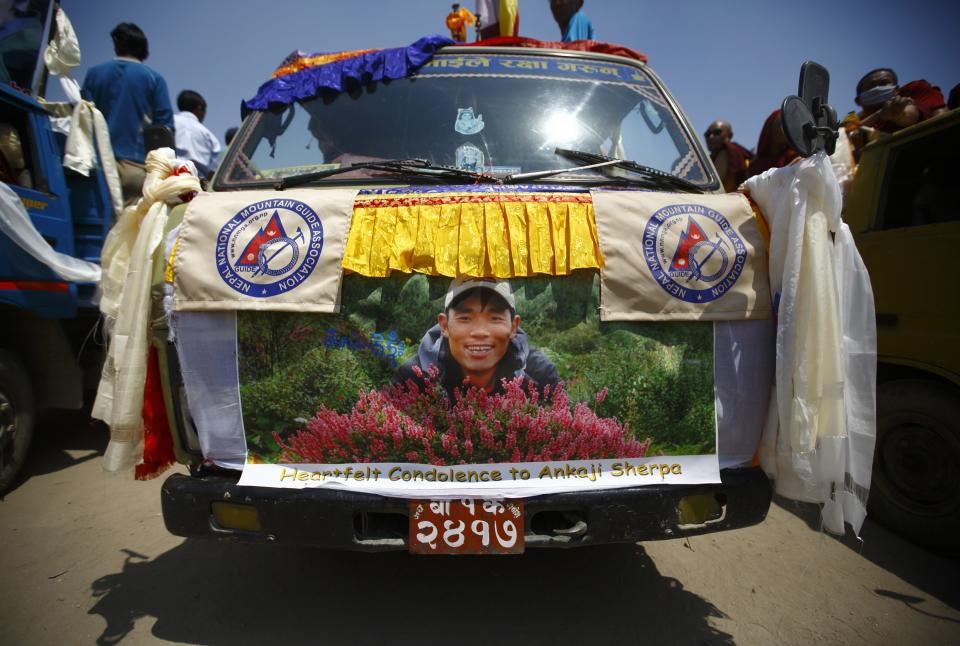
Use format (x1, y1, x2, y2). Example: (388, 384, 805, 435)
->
(841, 68, 946, 160)
(853, 68, 946, 133)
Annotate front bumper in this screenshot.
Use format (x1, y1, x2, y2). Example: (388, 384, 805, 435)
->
(161, 467, 771, 551)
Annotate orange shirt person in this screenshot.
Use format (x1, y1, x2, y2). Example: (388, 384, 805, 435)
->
(446, 3, 477, 42)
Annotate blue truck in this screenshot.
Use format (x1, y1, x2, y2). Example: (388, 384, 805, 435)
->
(0, 3, 115, 493)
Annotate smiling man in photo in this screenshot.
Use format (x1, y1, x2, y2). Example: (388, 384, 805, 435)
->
(395, 278, 558, 399)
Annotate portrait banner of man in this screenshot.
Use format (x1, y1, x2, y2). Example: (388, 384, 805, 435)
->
(234, 270, 722, 497)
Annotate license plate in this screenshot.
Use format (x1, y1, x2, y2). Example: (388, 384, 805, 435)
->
(408, 499, 525, 555)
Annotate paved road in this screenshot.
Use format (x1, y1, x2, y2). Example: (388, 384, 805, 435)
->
(2, 412, 959, 645)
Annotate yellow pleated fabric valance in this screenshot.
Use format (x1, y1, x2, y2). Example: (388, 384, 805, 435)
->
(342, 190, 605, 278)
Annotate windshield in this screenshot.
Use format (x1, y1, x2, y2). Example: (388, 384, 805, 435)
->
(218, 51, 712, 188)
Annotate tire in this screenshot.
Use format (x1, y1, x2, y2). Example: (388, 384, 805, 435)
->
(0, 349, 35, 495)
(868, 378, 960, 555)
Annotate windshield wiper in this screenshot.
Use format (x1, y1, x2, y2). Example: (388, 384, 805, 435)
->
(383, 164, 500, 185)
(554, 148, 703, 193)
(277, 158, 426, 189)
(276, 159, 498, 190)
(503, 158, 626, 183)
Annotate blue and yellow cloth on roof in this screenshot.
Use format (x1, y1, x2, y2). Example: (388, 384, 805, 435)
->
(244, 35, 454, 110)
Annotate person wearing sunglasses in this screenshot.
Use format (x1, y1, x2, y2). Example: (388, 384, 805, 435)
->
(704, 120, 753, 192)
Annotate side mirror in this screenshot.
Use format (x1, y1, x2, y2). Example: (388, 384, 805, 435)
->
(781, 61, 838, 157)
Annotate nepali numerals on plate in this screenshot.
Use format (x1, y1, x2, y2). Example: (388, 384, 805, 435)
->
(408, 499, 524, 554)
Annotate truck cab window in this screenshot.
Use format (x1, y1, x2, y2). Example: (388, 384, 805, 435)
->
(880, 124, 960, 229)
(0, 103, 34, 189)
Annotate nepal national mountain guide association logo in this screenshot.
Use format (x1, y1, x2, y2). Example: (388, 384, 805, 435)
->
(216, 198, 324, 297)
(642, 203, 747, 303)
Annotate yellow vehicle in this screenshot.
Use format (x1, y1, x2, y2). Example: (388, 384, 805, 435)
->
(843, 108, 960, 553)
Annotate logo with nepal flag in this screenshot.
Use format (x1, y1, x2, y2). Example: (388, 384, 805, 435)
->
(641, 203, 747, 304)
(216, 198, 324, 297)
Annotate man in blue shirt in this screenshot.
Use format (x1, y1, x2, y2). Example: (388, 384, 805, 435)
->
(549, 0, 595, 42)
(82, 23, 173, 205)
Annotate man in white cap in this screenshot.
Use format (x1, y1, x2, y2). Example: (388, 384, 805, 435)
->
(395, 278, 558, 399)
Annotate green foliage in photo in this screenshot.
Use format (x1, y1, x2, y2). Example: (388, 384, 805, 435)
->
(237, 270, 717, 460)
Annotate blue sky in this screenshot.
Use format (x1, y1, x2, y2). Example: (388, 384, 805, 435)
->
(58, 0, 959, 154)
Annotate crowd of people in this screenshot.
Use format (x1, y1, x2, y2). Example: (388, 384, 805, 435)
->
(84, 15, 956, 204)
(707, 69, 958, 192)
(456, 0, 592, 42)
(80, 23, 229, 205)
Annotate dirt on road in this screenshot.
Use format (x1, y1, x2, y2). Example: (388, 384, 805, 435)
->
(1, 413, 959, 645)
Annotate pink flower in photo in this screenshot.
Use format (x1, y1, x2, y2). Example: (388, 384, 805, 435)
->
(276, 376, 650, 465)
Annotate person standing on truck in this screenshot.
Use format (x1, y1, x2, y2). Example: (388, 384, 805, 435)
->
(395, 278, 559, 400)
(550, 0, 595, 42)
(174, 90, 221, 180)
(704, 119, 753, 191)
(476, 0, 520, 39)
(445, 4, 477, 42)
(81, 23, 174, 205)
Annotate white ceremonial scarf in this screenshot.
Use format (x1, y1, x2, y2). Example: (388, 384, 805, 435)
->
(745, 153, 877, 536)
(0, 183, 101, 282)
(43, 7, 124, 220)
(171, 311, 247, 470)
(93, 149, 201, 473)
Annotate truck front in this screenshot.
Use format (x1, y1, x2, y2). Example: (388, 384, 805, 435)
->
(157, 41, 774, 552)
